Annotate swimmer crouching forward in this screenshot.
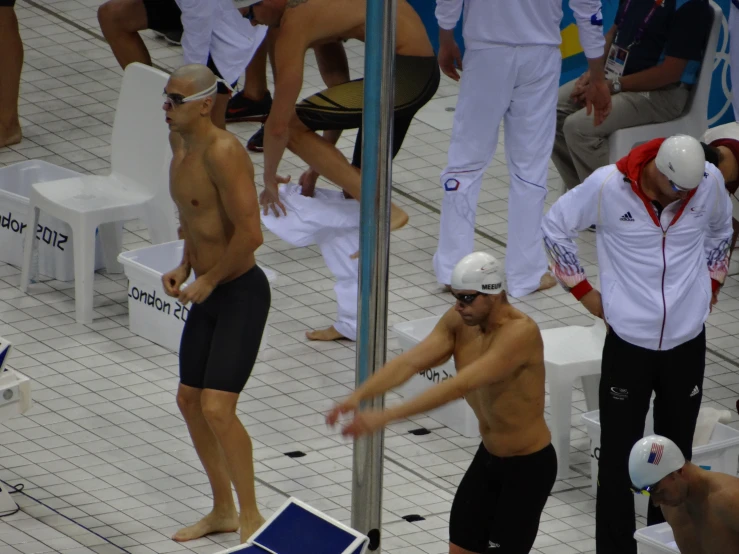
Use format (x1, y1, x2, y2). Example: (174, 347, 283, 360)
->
(327, 252, 557, 554)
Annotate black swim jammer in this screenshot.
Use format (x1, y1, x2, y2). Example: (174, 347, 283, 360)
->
(179, 265, 270, 393)
(295, 54, 440, 168)
(449, 443, 557, 553)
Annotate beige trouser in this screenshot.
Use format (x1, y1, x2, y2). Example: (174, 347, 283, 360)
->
(552, 79, 690, 190)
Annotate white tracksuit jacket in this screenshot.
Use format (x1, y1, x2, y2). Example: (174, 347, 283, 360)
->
(542, 164, 733, 352)
(435, 0, 605, 58)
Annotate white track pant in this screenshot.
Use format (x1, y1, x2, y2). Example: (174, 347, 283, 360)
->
(261, 184, 359, 341)
(732, 2, 739, 121)
(432, 44, 561, 298)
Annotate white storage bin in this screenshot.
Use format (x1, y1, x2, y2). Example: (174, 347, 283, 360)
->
(392, 315, 480, 438)
(582, 409, 739, 517)
(0, 160, 105, 281)
(635, 522, 680, 553)
(119, 241, 276, 354)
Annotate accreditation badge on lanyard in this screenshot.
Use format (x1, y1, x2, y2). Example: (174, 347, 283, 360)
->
(606, 0, 667, 79)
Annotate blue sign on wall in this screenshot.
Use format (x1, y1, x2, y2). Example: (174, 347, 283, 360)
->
(408, 0, 735, 127)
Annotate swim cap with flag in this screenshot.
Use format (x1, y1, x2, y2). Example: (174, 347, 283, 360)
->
(629, 435, 686, 490)
(450, 252, 504, 294)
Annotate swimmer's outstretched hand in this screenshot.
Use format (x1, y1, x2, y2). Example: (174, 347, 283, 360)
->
(260, 177, 289, 217)
(339, 410, 388, 439)
(178, 275, 216, 306)
(326, 396, 359, 427)
(162, 265, 190, 298)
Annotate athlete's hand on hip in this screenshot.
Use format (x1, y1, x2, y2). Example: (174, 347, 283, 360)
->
(580, 289, 605, 319)
(260, 177, 289, 217)
(438, 34, 463, 81)
(339, 410, 388, 439)
(326, 396, 360, 427)
(580, 289, 612, 332)
(585, 78, 612, 127)
(177, 275, 216, 306)
(299, 168, 320, 197)
(162, 265, 190, 298)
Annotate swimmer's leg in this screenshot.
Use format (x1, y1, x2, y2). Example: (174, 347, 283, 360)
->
(173, 384, 240, 542)
(0, 6, 22, 148)
(174, 304, 239, 542)
(97, 0, 152, 69)
(286, 114, 409, 231)
(199, 388, 264, 543)
(197, 270, 270, 543)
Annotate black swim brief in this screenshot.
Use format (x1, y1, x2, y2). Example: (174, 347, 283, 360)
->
(450, 443, 557, 553)
(179, 265, 271, 393)
(295, 54, 440, 168)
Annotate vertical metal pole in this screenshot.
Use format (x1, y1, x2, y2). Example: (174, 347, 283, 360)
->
(352, 0, 396, 551)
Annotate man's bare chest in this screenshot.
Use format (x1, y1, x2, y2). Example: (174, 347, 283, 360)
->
(169, 152, 219, 213)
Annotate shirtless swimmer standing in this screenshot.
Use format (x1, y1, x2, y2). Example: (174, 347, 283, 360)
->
(327, 252, 557, 554)
(161, 64, 271, 543)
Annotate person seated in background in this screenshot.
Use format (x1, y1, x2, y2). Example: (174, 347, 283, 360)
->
(97, 0, 265, 129)
(553, 0, 713, 191)
(0, 0, 23, 148)
(629, 435, 739, 554)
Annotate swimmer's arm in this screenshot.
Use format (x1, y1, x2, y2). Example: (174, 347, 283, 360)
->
(263, 30, 307, 185)
(348, 312, 456, 403)
(705, 168, 733, 294)
(661, 507, 699, 553)
(715, 489, 739, 533)
(541, 166, 613, 299)
(381, 320, 535, 424)
(199, 139, 263, 285)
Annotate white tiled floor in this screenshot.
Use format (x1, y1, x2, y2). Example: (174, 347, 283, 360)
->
(1, 1, 738, 553)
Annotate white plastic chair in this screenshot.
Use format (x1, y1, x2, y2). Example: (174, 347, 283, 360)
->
(19, 63, 178, 324)
(541, 319, 606, 478)
(608, 1, 723, 163)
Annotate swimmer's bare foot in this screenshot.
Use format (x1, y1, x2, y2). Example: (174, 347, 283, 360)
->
(306, 326, 347, 341)
(172, 510, 239, 542)
(538, 273, 557, 291)
(240, 514, 266, 544)
(390, 205, 409, 231)
(0, 122, 22, 149)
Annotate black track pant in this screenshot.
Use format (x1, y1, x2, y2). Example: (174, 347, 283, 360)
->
(595, 328, 705, 554)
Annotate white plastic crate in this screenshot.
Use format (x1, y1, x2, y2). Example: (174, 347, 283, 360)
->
(635, 522, 680, 553)
(119, 241, 276, 354)
(392, 315, 480, 438)
(583, 409, 739, 517)
(0, 160, 105, 281)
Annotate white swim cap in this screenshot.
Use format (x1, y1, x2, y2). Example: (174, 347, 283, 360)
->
(629, 435, 686, 490)
(655, 135, 705, 191)
(450, 252, 504, 294)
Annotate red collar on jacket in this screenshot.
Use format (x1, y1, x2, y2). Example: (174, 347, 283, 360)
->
(615, 138, 697, 227)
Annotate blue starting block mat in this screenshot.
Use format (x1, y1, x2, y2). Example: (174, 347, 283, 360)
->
(217, 498, 369, 554)
(0, 337, 11, 373)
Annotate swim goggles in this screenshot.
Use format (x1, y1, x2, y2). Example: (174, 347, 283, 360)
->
(451, 291, 482, 305)
(668, 179, 691, 193)
(163, 79, 234, 108)
(630, 484, 655, 496)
